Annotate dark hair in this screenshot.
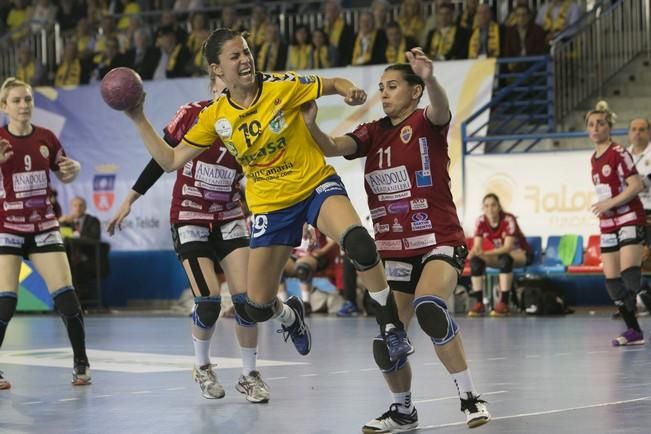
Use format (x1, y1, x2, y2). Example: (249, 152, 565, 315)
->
(203, 27, 244, 64)
(292, 24, 310, 45)
(386, 20, 401, 31)
(482, 193, 502, 211)
(514, 4, 531, 14)
(384, 63, 425, 99)
(439, 2, 454, 12)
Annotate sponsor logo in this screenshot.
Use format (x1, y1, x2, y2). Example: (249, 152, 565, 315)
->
(25, 197, 46, 208)
(370, 206, 387, 219)
(375, 239, 403, 250)
(194, 161, 236, 190)
(28, 211, 41, 222)
(410, 199, 428, 210)
(252, 214, 269, 238)
(218, 208, 244, 221)
(38, 220, 59, 231)
(239, 138, 287, 167)
(3, 201, 23, 211)
(208, 203, 224, 213)
(203, 190, 231, 202)
(365, 166, 411, 195)
(404, 233, 437, 250)
(379, 191, 412, 202)
(215, 118, 233, 138)
(220, 219, 249, 240)
(298, 75, 316, 84)
(602, 164, 611, 177)
(182, 184, 203, 198)
(12, 170, 47, 192)
(4, 223, 35, 232)
(16, 189, 46, 198)
(373, 223, 390, 234)
(34, 230, 63, 247)
(6, 215, 25, 222)
(177, 225, 210, 244)
(178, 211, 213, 221)
(416, 137, 432, 187)
(93, 174, 116, 211)
(269, 110, 286, 134)
(181, 200, 203, 210)
(385, 260, 413, 282)
(391, 218, 403, 232)
(224, 141, 239, 158)
(400, 126, 412, 143)
(0, 233, 24, 247)
(410, 212, 432, 231)
(316, 181, 344, 194)
(39, 145, 49, 159)
(182, 161, 193, 177)
(387, 201, 410, 214)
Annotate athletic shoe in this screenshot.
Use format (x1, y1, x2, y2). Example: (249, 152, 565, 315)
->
(612, 328, 645, 347)
(489, 301, 509, 317)
(467, 301, 485, 317)
(385, 327, 415, 362)
(192, 364, 225, 399)
(72, 363, 91, 386)
(279, 296, 311, 355)
(337, 301, 361, 317)
(0, 370, 10, 390)
(236, 370, 270, 403)
(460, 393, 491, 428)
(362, 404, 418, 433)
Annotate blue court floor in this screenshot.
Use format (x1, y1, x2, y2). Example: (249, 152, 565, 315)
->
(1, 312, 650, 434)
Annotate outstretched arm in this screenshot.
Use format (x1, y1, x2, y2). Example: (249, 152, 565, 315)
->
(321, 77, 367, 106)
(301, 101, 357, 157)
(406, 47, 451, 126)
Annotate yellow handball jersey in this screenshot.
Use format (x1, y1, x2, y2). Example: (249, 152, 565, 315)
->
(183, 72, 336, 214)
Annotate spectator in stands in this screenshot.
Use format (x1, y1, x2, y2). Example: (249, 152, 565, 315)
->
(74, 18, 96, 62)
(221, 5, 244, 32)
(15, 44, 45, 86)
(383, 21, 417, 64)
(256, 20, 288, 72)
(86, 0, 108, 28)
(94, 14, 128, 63)
(29, 0, 56, 33)
(503, 0, 533, 27)
(371, 0, 391, 30)
(57, 0, 84, 33)
(116, 0, 141, 31)
(351, 11, 385, 66)
(536, 0, 581, 43)
(398, 0, 425, 45)
(54, 40, 87, 87)
(248, 3, 269, 52)
(89, 35, 129, 82)
(286, 24, 311, 70)
(173, 0, 204, 15)
(468, 3, 500, 59)
(586, 101, 646, 346)
(157, 9, 187, 45)
(323, 0, 354, 66)
(152, 25, 192, 79)
(125, 27, 159, 80)
(60, 197, 101, 240)
(424, 2, 468, 61)
(458, 0, 479, 32)
(504, 3, 547, 70)
(467, 193, 533, 316)
(6, 0, 31, 41)
(0, 0, 11, 36)
(186, 12, 210, 75)
(310, 28, 337, 69)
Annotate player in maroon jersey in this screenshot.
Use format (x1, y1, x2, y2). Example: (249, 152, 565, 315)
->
(106, 74, 269, 403)
(302, 48, 491, 431)
(467, 193, 533, 316)
(587, 101, 646, 346)
(0, 77, 89, 389)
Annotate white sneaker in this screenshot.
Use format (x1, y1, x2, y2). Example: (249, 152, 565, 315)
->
(460, 393, 491, 428)
(362, 404, 418, 433)
(192, 365, 225, 399)
(72, 364, 91, 386)
(236, 370, 270, 403)
(0, 370, 10, 390)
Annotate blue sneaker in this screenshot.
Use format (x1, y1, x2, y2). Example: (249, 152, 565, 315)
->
(385, 327, 414, 362)
(337, 301, 360, 317)
(279, 296, 311, 356)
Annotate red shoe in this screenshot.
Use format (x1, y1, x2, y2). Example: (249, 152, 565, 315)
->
(490, 301, 509, 317)
(467, 301, 485, 317)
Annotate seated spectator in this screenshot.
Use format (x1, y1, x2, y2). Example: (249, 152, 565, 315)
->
(309, 28, 337, 69)
(221, 5, 244, 32)
(74, 18, 96, 62)
(15, 44, 45, 86)
(186, 12, 210, 75)
(86, 0, 108, 28)
(89, 35, 129, 82)
(256, 20, 288, 72)
(248, 3, 269, 52)
(503, 0, 532, 28)
(125, 27, 159, 80)
(6, 0, 31, 41)
(156, 9, 187, 45)
(286, 24, 312, 70)
(383, 21, 417, 64)
(152, 25, 192, 79)
(93, 14, 128, 63)
(397, 0, 426, 45)
(173, 0, 203, 15)
(124, 13, 145, 50)
(29, 0, 56, 33)
(56, 0, 84, 33)
(351, 11, 385, 66)
(467, 193, 534, 316)
(468, 3, 500, 59)
(54, 41, 88, 87)
(424, 2, 468, 61)
(536, 0, 581, 43)
(457, 0, 479, 32)
(504, 4, 547, 70)
(323, 0, 354, 66)
(371, 0, 391, 30)
(59, 197, 101, 240)
(117, 0, 141, 31)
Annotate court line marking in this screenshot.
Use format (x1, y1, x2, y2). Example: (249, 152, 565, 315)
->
(165, 387, 185, 391)
(131, 391, 152, 394)
(414, 390, 507, 404)
(416, 396, 651, 430)
(23, 401, 42, 405)
(265, 376, 288, 381)
(330, 371, 349, 375)
(300, 374, 318, 377)
(486, 357, 506, 361)
(57, 398, 79, 402)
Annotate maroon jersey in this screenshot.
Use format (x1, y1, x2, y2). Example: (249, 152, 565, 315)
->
(591, 142, 645, 233)
(346, 108, 465, 258)
(0, 125, 64, 234)
(473, 212, 531, 253)
(164, 100, 245, 225)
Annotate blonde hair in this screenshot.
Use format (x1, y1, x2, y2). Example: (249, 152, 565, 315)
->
(585, 100, 617, 128)
(0, 77, 31, 105)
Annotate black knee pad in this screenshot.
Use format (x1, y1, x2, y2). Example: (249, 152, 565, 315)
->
(413, 296, 458, 345)
(296, 262, 314, 283)
(372, 335, 407, 373)
(52, 287, 82, 318)
(470, 256, 486, 276)
(192, 296, 221, 329)
(497, 254, 514, 273)
(245, 298, 277, 323)
(231, 293, 256, 327)
(621, 266, 642, 294)
(605, 278, 636, 311)
(341, 225, 380, 272)
(0, 292, 18, 323)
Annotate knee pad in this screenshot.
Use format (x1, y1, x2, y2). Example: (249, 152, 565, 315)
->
(52, 287, 82, 318)
(605, 278, 636, 311)
(231, 293, 256, 327)
(0, 292, 18, 324)
(296, 262, 314, 283)
(413, 295, 459, 346)
(497, 254, 514, 273)
(341, 225, 380, 272)
(372, 335, 408, 373)
(470, 256, 486, 276)
(621, 266, 642, 294)
(245, 298, 277, 323)
(192, 296, 221, 329)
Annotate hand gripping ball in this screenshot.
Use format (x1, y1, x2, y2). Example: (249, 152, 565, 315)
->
(100, 67, 144, 111)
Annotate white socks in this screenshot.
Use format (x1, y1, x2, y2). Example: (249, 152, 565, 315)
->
(392, 391, 414, 414)
(192, 335, 211, 368)
(276, 302, 296, 326)
(452, 369, 478, 398)
(241, 347, 257, 376)
(368, 287, 390, 306)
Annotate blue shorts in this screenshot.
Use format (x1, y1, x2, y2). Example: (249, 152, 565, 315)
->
(250, 175, 348, 248)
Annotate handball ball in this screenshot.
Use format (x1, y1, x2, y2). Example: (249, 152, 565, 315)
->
(100, 67, 144, 111)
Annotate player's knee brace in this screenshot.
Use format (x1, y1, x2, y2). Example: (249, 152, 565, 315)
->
(52, 286, 83, 319)
(470, 256, 486, 276)
(341, 225, 380, 271)
(231, 293, 256, 327)
(372, 335, 408, 373)
(0, 292, 18, 325)
(192, 296, 221, 329)
(621, 266, 642, 294)
(497, 254, 514, 273)
(245, 298, 277, 323)
(296, 262, 314, 283)
(605, 278, 636, 311)
(413, 295, 459, 346)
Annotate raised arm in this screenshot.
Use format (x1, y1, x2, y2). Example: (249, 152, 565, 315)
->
(406, 47, 451, 126)
(321, 77, 367, 106)
(301, 101, 357, 157)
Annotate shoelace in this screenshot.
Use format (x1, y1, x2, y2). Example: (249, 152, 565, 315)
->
(461, 395, 487, 412)
(277, 318, 307, 342)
